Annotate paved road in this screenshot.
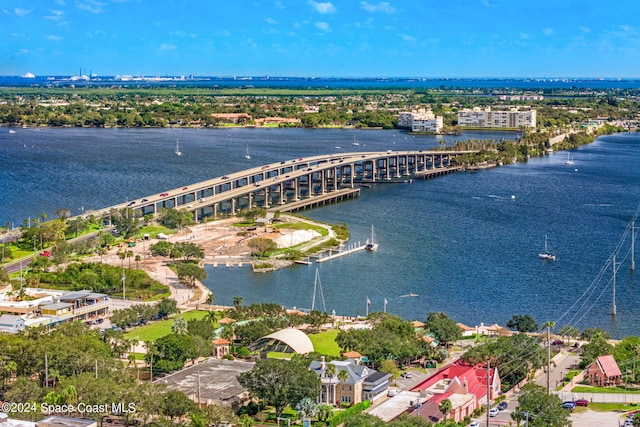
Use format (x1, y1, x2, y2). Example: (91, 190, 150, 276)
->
(469, 349, 582, 426)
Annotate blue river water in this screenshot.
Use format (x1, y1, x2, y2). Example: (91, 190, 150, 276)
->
(1, 127, 639, 337)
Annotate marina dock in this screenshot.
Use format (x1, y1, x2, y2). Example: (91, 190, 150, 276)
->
(316, 243, 367, 263)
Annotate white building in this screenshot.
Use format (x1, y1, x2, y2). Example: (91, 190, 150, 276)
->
(458, 107, 537, 129)
(398, 108, 444, 133)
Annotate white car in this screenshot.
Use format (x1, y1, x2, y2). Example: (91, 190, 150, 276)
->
(489, 407, 500, 417)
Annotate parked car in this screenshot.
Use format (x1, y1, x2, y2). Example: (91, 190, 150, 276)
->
(552, 339, 564, 345)
(562, 401, 576, 411)
(401, 372, 413, 379)
(469, 422, 480, 427)
(574, 399, 589, 407)
(159, 192, 169, 197)
(489, 408, 499, 417)
(497, 401, 508, 410)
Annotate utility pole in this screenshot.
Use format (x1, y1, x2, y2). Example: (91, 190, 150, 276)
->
(45, 354, 49, 388)
(547, 324, 551, 393)
(632, 220, 635, 272)
(612, 255, 617, 316)
(121, 268, 126, 301)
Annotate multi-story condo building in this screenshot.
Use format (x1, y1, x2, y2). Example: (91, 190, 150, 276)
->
(398, 108, 444, 133)
(458, 107, 537, 129)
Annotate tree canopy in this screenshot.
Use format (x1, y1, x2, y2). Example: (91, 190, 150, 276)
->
(237, 358, 320, 417)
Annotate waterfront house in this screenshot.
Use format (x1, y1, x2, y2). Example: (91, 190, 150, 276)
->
(587, 355, 622, 387)
(309, 357, 391, 406)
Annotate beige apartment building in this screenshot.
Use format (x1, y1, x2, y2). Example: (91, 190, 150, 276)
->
(458, 107, 537, 129)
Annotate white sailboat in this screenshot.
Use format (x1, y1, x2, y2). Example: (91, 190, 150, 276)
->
(538, 234, 556, 261)
(352, 135, 360, 146)
(245, 145, 251, 160)
(365, 225, 379, 251)
(175, 139, 182, 156)
(311, 268, 326, 312)
(565, 152, 575, 165)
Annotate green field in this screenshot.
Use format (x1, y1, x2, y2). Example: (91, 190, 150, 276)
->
(124, 310, 209, 342)
(308, 329, 341, 356)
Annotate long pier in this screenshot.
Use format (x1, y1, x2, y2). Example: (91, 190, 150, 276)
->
(316, 243, 367, 263)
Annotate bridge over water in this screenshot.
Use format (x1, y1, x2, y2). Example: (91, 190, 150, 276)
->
(87, 150, 475, 221)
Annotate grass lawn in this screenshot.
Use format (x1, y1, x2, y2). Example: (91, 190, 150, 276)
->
(572, 385, 640, 394)
(124, 310, 209, 342)
(274, 221, 329, 237)
(308, 329, 341, 356)
(588, 402, 640, 412)
(266, 352, 294, 359)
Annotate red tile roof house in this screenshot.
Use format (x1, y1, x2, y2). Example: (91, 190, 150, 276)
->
(587, 355, 622, 387)
(408, 360, 501, 423)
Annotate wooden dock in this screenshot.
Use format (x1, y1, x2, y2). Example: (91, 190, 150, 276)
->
(316, 243, 367, 263)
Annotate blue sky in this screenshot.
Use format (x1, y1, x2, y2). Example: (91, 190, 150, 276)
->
(2, 0, 640, 78)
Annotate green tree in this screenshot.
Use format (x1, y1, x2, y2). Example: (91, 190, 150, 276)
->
(425, 312, 462, 347)
(175, 262, 208, 287)
(173, 242, 204, 260)
(506, 314, 539, 332)
(237, 358, 321, 417)
(172, 317, 188, 335)
(247, 237, 277, 257)
(581, 332, 614, 368)
(511, 383, 570, 427)
(162, 390, 196, 421)
(296, 397, 319, 420)
(342, 413, 386, 427)
(438, 398, 452, 421)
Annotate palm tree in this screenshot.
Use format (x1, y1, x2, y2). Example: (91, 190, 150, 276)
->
(439, 398, 452, 420)
(337, 369, 348, 406)
(206, 292, 215, 308)
(126, 249, 134, 269)
(296, 397, 319, 421)
(233, 296, 243, 308)
(325, 363, 336, 404)
(135, 254, 141, 269)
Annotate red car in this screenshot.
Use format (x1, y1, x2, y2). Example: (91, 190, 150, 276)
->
(575, 399, 588, 407)
(160, 193, 169, 197)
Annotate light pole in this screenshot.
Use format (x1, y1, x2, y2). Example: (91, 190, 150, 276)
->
(121, 268, 126, 301)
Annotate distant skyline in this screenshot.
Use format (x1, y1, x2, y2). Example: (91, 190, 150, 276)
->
(2, 0, 640, 78)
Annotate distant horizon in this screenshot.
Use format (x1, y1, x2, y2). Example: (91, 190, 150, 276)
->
(4, 74, 640, 80)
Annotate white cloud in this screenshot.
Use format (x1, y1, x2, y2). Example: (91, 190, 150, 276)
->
(247, 38, 257, 48)
(45, 35, 63, 41)
(75, 1, 104, 13)
(308, 1, 336, 14)
(14, 8, 32, 17)
(360, 1, 395, 14)
(45, 10, 64, 20)
(579, 26, 591, 33)
(265, 17, 277, 24)
(542, 28, 554, 36)
(315, 21, 331, 32)
(158, 43, 175, 52)
(519, 32, 530, 39)
(619, 24, 634, 32)
(17, 49, 29, 55)
(274, 1, 284, 10)
(399, 33, 416, 42)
